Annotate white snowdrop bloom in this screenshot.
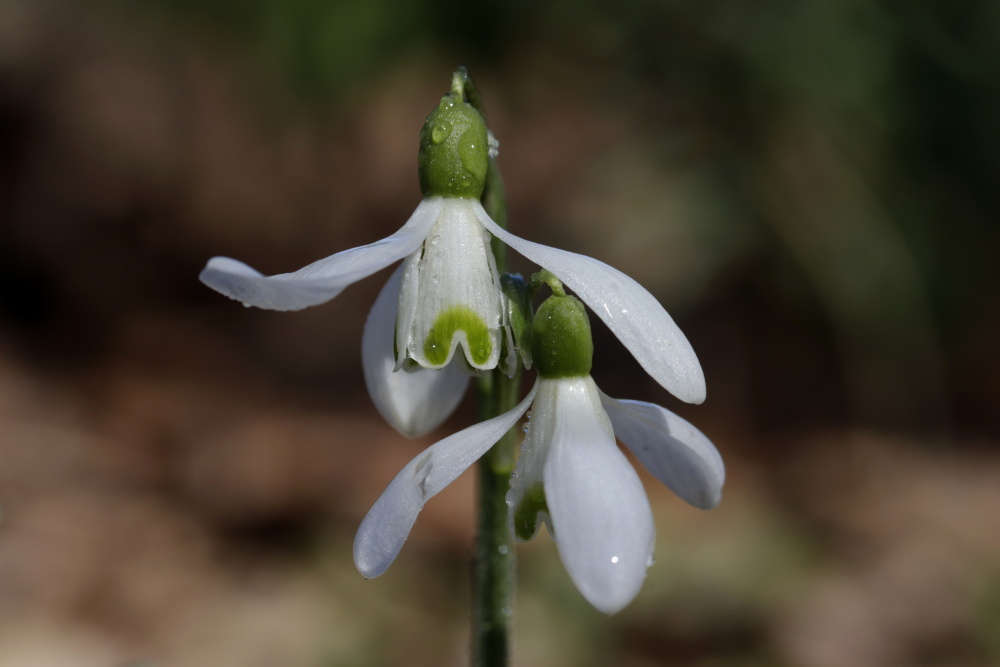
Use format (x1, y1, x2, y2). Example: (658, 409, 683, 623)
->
(353, 294, 724, 614)
(505, 375, 723, 614)
(200, 94, 706, 438)
(200, 95, 502, 437)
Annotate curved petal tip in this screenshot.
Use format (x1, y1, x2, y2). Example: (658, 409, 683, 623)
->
(602, 394, 724, 510)
(473, 203, 706, 403)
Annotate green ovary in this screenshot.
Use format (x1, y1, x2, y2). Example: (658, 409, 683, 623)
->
(423, 306, 492, 366)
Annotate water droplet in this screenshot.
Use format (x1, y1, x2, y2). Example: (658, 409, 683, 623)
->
(501, 607, 512, 617)
(610, 556, 619, 564)
(458, 128, 486, 179)
(431, 121, 452, 144)
(647, 554, 656, 567)
(498, 545, 508, 555)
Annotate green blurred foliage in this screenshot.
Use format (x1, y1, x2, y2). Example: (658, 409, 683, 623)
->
(126, 0, 1000, 344)
(120, 0, 509, 98)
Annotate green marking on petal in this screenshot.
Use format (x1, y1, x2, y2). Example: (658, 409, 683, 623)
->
(514, 482, 548, 541)
(423, 305, 492, 366)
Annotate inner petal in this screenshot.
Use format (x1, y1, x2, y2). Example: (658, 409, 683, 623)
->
(506, 378, 567, 541)
(399, 198, 505, 371)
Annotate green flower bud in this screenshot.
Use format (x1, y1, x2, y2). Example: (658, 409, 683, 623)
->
(531, 294, 593, 379)
(418, 96, 489, 198)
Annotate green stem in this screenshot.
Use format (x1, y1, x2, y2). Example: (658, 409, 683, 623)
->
(455, 67, 519, 667)
(473, 367, 519, 667)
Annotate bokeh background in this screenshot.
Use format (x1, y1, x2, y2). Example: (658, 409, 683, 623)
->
(2, 1, 999, 665)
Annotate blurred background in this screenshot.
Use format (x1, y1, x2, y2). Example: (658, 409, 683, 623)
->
(1, 0, 999, 665)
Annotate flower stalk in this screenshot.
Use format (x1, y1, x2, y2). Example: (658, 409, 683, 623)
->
(473, 365, 519, 667)
(460, 67, 519, 667)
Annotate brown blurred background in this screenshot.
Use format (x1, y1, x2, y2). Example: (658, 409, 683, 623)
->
(1, 0, 999, 665)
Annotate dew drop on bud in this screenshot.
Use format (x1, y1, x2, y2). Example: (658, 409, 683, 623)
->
(431, 121, 452, 144)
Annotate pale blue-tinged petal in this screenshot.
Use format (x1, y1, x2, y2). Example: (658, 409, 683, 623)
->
(601, 393, 725, 510)
(543, 377, 655, 614)
(354, 384, 538, 579)
(199, 199, 443, 311)
(363, 266, 469, 437)
(473, 201, 706, 404)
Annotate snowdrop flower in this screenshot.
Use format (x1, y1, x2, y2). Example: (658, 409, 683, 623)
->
(200, 95, 506, 437)
(200, 90, 706, 437)
(353, 292, 725, 614)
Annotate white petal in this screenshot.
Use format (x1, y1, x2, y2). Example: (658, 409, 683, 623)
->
(507, 380, 551, 541)
(601, 393, 725, 510)
(363, 267, 470, 437)
(354, 384, 538, 578)
(199, 199, 443, 311)
(542, 377, 655, 614)
(396, 198, 505, 371)
(473, 201, 706, 404)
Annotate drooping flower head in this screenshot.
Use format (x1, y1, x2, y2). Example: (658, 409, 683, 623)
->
(354, 287, 725, 614)
(199, 82, 707, 438)
(199, 91, 511, 435)
(200, 92, 505, 363)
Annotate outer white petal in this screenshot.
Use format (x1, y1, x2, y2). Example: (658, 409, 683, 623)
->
(542, 377, 655, 615)
(396, 198, 505, 371)
(473, 201, 706, 404)
(354, 384, 538, 579)
(199, 199, 443, 311)
(363, 266, 470, 437)
(601, 393, 725, 510)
